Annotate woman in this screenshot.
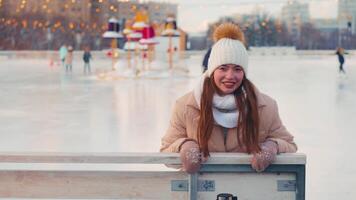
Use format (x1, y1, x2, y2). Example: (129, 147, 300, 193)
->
(160, 23, 297, 173)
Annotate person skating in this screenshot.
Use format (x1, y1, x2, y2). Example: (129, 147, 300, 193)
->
(202, 47, 211, 73)
(336, 47, 346, 74)
(65, 46, 74, 72)
(59, 45, 67, 67)
(83, 47, 92, 74)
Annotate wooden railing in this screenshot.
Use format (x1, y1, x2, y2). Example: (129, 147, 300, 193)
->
(0, 152, 306, 200)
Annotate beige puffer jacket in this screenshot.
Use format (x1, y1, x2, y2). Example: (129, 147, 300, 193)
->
(160, 89, 297, 153)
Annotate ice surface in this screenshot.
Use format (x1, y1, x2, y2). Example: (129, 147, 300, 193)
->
(0, 52, 355, 199)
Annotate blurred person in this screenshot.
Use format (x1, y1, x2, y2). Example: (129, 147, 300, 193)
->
(49, 54, 57, 69)
(160, 23, 297, 174)
(83, 47, 92, 74)
(202, 47, 211, 73)
(65, 46, 74, 72)
(336, 47, 347, 74)
(59, 45, 68, 67)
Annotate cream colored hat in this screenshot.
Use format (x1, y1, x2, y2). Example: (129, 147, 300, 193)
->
(207, 23, 248, 77)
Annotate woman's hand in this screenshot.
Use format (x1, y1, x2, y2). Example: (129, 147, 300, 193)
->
(179, 141, 203, 174)
(251, 140, 278, 172)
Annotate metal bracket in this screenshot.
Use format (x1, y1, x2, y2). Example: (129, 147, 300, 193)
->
(277, 180, 296, 191)
(173, 179, 296, 192)
(198, 180, 215, 191)
(171, 180, 215, 192)
(171, 180, 188, 191)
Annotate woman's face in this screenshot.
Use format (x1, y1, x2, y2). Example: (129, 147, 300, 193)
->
(213, 64, 244, 95)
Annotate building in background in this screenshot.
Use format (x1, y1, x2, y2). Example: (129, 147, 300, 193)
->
(337, 0, 356, 48)
(313, 19, 338, 35)
(187, 33, 207, 50)
(2, 0, 91, 21)
(0, 0, 178, 50)
(338, 0, 356, 34)
(0, 0, 176, 26)
(280, 0, 310, 45)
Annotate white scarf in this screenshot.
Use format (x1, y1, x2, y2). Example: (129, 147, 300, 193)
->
(194, 73, 238, 128)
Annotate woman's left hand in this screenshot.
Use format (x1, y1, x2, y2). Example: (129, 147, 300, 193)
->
(251, 140, 278, 172)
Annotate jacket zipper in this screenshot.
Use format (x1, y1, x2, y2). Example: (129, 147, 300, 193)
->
(222, 127, 228, 150)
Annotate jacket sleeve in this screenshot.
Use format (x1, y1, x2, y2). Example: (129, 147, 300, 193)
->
(160, 100, 192, 153)
(267, 100, 298, 153)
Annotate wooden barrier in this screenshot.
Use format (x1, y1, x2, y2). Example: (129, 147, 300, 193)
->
(0, 152, 306, 200)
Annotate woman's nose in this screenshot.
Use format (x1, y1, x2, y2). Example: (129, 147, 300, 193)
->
(225, 69, 234, 78)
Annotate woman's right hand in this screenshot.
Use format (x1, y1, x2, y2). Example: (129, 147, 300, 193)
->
(179, 141, 202, 174)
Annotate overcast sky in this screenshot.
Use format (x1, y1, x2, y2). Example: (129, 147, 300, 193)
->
(153, 0, 338, 33)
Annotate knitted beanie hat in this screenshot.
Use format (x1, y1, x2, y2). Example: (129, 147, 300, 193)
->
(207, 23, 248, 77)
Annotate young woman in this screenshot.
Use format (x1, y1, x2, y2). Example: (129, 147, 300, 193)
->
(160, 23, 297, 173)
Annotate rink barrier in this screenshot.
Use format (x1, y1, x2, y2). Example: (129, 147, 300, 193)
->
(0, 152, 306, 200)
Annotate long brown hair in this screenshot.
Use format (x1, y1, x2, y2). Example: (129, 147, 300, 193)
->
(197, 75, 260, 157)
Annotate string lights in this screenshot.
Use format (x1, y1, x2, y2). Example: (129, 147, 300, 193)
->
(0, 0, 352, 50)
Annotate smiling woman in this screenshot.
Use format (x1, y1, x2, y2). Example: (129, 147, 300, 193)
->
(213, 64, 244, 95)
(160, 23, 297, 173)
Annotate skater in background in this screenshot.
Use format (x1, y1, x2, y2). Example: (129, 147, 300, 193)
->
(202, 47, 211, 73)
(160, 23, 297, 174)
(336, 47, 346, 74)
(59, 45, 67, 67)
(65, 46, 73, 72)
(83, 47, 92, 74)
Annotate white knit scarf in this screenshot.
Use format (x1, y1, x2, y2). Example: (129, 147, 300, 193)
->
(194, 73, 238, 128)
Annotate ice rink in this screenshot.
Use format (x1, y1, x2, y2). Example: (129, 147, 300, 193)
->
(0, 51, 355, 199)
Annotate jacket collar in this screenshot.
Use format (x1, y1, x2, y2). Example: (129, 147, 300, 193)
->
(254, 87, 268, 108)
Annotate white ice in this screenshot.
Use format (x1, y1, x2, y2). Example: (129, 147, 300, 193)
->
(0, 51, 355, 199)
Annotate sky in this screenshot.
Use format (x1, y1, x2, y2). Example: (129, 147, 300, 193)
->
(153, 0, 338, 33)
